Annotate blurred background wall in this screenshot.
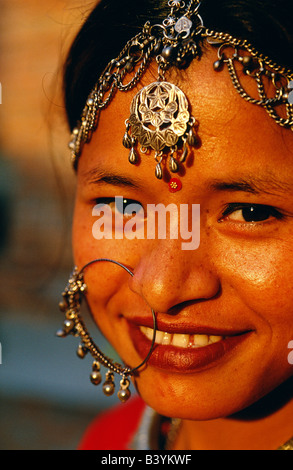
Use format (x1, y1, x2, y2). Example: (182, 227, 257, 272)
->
(0, 0, 120, 450)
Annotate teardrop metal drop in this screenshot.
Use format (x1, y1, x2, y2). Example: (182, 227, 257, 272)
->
(63, 319, 75, 333)
(117, 388, 131, 402)
(123, 132, 132, 149)
(55, 328, 67, 338)
(90, 370, 102, 386)
(68, 140, 76, 150)
(169, 156, 179, 173)
(117, 378, 131, 403)
(77, 344, 88, 359)
(103, 371, 115, 396)
(103, 382, 115, 396)
(58, 301, 67, 312)
(213, 59, 224, 71)
(187, 128, 197, 146)
(129, 147, 139, 164)
(180, 143, 188, 162)
(155, 162, 163, 179)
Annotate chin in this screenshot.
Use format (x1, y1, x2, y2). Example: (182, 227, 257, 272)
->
(132, 366, 279, 422)
(133, 377, 240, 421)
(139, 394, 238, 421)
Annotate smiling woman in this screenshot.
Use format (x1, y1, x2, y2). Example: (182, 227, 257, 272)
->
(58, 0, 293, 450)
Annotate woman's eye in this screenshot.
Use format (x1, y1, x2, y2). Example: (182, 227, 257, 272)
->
(221, 203, 283, 223)
(95, 197, 144, 218)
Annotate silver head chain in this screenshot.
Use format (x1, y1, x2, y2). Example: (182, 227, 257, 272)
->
(68, 0, 293, 179)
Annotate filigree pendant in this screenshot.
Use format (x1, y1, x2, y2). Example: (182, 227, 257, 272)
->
(122, 81, 198, 180)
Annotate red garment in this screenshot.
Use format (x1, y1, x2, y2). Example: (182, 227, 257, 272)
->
(78, 396, 146, 450)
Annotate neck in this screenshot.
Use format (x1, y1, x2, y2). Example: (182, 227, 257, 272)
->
(174, 378, 293, 450)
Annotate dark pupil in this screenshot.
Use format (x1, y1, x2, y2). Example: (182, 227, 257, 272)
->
(242, 206, 271, 222)
(123, 199, 141, 216)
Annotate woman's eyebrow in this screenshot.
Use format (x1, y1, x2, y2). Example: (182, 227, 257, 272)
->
(208, 176, 293, 195)
(81, 168, 143, 189)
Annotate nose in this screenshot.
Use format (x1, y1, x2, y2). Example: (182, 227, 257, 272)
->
(129, 238, 221, 314)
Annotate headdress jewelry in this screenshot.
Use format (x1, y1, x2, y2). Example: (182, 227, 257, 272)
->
(68, 0, 293, 183)
(56, 258, 157, 402)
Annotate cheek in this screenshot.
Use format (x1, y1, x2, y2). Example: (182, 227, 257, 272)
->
(72, 204, 119, 315)
(219, 240, 293, 339)
(72, 201, 143, 324)
(73, 200, 145, 264)
(211, 238, 293, 388)
(72, 201, 122, 268)
(72, 201, 94, 265)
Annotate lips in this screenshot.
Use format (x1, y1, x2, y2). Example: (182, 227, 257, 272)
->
(128, 320, 252, 372)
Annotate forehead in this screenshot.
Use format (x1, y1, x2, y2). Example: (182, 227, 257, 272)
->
(77, 47, 293, 183)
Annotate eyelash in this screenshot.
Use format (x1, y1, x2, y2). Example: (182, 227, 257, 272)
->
(220, 203, 284, 223)
(94, 197, 144, 216)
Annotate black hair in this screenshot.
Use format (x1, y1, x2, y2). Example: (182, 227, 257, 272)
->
(63, 0, 293, 131)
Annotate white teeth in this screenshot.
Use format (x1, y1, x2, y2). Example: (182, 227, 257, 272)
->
(162, 332, 172, 345)
(209, 335, 222, 344)
(193, 334, 209, 347)
(154, 330, 165, 344)
(172, 334, 189, 348)
(141, 326, 154, 341)
(140, 327, 224, 348)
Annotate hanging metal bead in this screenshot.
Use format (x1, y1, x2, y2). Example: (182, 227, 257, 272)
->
(155, 162, 163, 179)
(242, 55, 258, 73)
(76, 344, 88, 359)
(161, 45, 178, 64)
(90, 361, 102, 386)
(103, 371, 115, 396)
(128, 146, 139, 164)
(55, 328, 67, 338)
(169, 155, 179, 173)
(187, 128, 198, 146)
(86, 97, 94, 107)
(122, 131, 132, 149)
(58, 300, 67, 312)
(56, 319, 75, 337)
(213, 59, 224, 71)
(117, 377, 131, 403)
(180, 140, 188, 162)
(64, 319, 75, 331)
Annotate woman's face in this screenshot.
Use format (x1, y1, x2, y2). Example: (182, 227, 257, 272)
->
(72, 48, 293, 420)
